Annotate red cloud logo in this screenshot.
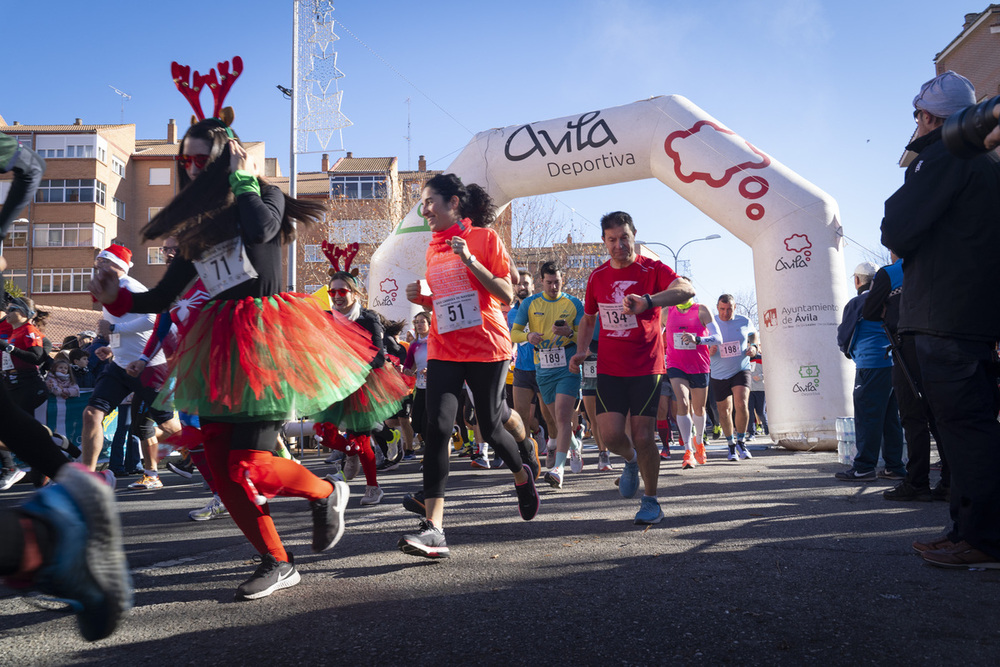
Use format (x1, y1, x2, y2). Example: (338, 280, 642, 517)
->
(783, 234, 811, 253)
(663, 121, 771, 188)
(380, 278, 398, 295)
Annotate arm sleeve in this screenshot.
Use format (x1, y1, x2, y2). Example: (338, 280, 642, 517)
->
(700, 320, 722, 346)
(10, 345, 44, 365)
(862, 270, 890, 321)
(236, 184, 284, 245)
(110, 312, 156, 335)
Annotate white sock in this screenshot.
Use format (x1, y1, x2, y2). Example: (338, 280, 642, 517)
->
(692, 413, 706, 443)
(676, 414, 694, 451)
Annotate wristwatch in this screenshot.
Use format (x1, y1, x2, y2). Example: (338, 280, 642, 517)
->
(464, 254, 477, 266)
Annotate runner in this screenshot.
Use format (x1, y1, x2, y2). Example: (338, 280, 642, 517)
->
(569, 211, 695, 525)
(398, 173, 539, 559)
(89, 59, 375, 599)
(668, 295, 716, 467)
(511, 260, 584, 489)
(705, 295, 758, 461)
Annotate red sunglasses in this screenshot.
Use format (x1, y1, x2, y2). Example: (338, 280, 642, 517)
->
(330, 288, 351, 296)
(174, 153, 211, 169)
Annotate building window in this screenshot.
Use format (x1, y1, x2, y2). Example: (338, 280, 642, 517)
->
(15, 136, 32, 149)
(39, 148, 65, 158)
(566, 254, 606, 269)
(34, 179, 107, 206)
(32, 223, 105, 248)
(328, 219, 392, 244)
(6, 222, 28, 248)
(330, 175, 387, 200)
(354, 263, 370, 286)
(147, 247, 167, 265)
(32, 268, 93, 294)
(149, 168, 171, 186)
(66, 144, 95, 159)
(148, 207, 164, 221)
(113, 198, 126, 219)
(303, 284, 324, 294)
(112, 156, 126, 178)
(2, 270, 28, 294)
(304, 244, 325, 263)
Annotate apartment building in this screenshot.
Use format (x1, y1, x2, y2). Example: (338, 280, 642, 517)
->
(935, 5, 1000, 100)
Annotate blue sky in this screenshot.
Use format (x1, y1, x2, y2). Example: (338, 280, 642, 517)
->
(2, 1, 974, 309)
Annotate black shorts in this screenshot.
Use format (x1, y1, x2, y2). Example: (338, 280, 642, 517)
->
(512, 367, 540, 393)
(667, 367, 710, 389)
(710, 370, 752, 401)
(89, 363, 172, 425)
(595, 374, 662, 418)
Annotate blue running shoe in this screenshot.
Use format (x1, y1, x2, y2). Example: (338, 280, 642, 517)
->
(18, 463, 132, 641)
(634, 495, 663, 525)
(619, 458, 640, 499)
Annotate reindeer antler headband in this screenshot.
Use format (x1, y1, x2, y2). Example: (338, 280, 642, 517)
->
(171, 56, 243, 136)
(323, 241, 361, 281)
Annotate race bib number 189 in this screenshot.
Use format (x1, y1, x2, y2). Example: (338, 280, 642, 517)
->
(538, 346, 567, 370)
(195, 237, 259, 298)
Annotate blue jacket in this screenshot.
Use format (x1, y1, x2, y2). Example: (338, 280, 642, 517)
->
(837, 289, 891, 369)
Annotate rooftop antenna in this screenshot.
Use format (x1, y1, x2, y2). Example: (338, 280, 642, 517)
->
(108, 85, 131, 123)
(404, 97, 411, 170)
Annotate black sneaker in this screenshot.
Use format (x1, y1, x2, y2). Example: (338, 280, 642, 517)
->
(883, 481, 933, 502)
(519, 437, 540, 480)
(834, 468, 876, 482)
(402, 490, 426, 515)
(876, 469, 905, 481)
(166, 456, 195, 479)
(310, 477, 349, 552)
(515, 464, 540, 521)
(398, 519, 449, 559)
(931, 482, 951, 502)
(235, 553, 300, 600)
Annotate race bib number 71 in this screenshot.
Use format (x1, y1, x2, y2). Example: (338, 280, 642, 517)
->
(195, 237, 259, 298)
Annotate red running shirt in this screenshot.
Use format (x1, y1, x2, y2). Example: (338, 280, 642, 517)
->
(426, 226, 512, 363)
(584, 255, 677, 377)
(6, 323, 43, 372)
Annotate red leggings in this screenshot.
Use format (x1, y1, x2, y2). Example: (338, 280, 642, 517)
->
(201, 422, 333, 562)
(316, 423, 378, 486)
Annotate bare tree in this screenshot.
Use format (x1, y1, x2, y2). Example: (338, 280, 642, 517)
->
(731, 286, 758, 329)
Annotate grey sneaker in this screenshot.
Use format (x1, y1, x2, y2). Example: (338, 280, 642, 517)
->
(234, 553, 299, 600)
(398, 519, 449, 559)
(310, 477, 349, 552)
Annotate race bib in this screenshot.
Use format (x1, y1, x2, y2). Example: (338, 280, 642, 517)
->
(673, 332, 696, 350)
(582, 359, 597, 379)
(538, 346, 567, 370)
(720, 341, 743, 358)
(1, 352, 13, 371)
(598, 302, 637, 331)
(433, 291, 482, 334)
(194, 237, 259, 297)
(109, 333, 121, 349)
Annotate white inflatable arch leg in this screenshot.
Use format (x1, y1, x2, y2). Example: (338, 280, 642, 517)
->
(368, 95, 852, 451)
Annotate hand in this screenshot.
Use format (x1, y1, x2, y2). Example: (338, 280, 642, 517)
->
(95, 347, 114, 361)
(568, 351, 587, 374)
(622, 293, 647, 315)
(987, 104, 1000, 151)
(448, 236, 471, 263)
(405, 281, 426, 306)
(527, 332, 542, 346)
(2, 342, 13, 353)
(126, 359, 147, 378)
(552, 323, 573, 337)
(97, 319, 111, 338)
(681, 332, 697, 345)
(709, 345, 718, 356)
(228, 139, 258, 176)
(89, 268, 120, 305)
(745, 344, 757, 357)
(0, 255, 6, 272)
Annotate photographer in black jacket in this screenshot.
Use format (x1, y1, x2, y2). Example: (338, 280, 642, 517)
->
(881, 71, 1000, 570)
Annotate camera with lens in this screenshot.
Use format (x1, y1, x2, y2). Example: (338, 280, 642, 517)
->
(942, 95, 1000, 158)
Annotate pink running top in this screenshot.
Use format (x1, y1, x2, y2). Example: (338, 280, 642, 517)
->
(664, 303, 710, 374)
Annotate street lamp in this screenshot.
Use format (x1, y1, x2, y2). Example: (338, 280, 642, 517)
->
(641, 234, 721, 269)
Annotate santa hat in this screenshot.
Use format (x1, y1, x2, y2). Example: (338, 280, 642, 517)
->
(97, 244, 133, 273)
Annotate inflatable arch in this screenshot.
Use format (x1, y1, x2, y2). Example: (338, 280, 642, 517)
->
(368, 95, 853, 451)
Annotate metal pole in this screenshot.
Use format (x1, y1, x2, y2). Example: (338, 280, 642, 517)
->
(287, 0, 299, 292)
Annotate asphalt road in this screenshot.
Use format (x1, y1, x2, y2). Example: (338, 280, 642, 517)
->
(1, 441, 997, 666)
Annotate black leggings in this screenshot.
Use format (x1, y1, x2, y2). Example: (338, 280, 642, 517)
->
(423, 359, 523, 499)
(0, 379, 68, 479)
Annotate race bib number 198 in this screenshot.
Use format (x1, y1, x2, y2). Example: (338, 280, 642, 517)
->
(720, 341, 743, 358)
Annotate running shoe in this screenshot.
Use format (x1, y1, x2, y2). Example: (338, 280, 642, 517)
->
(386, 430, 401, 461)
(545, 439, 557, 468)
(166, 455, 195, 479)
(745, 434, 756, 443)
(310, 477, 349, 552)
(834, 468, 876, 482)
(634, 496, 664, 525)
(343, 454, 361, 481)
(0, 467, 26, 491)
(694, 439, 707, 465)
(235, 553, 300, 600)
(876, 469, 904, 481)
(619, 459, 640, 499)
(736, 441, 753, 460)
(17, 463, 132, 641)
(515, 464, 540, 521)
(569, 438, 583, 473)
(727, 445, 739, 462)
(543, 468, 564, 489)
(492, 457, 506, 470)
(883, 481, 933, 502)
(659, 447, 671, 460)
(597, 451, 614, 472)
(402, 452, 418, 461)
(360, 485, 384, 506)
(519, 437, 541, 480)
(712, 425, 722, 438)
(324, 450, 345, 465)
(189, 494, 229, 521)
(127, 474, 163, 490)
(471, 453, 491, 469)
(457, 444, 474, 458)
(398, 519, 450, 559)
(402, 489, 426, 515)
(682, 451, 696, 469)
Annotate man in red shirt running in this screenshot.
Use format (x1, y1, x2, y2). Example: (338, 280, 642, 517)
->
(570, 212, 694, 525)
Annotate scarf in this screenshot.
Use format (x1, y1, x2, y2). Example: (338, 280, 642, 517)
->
(429, 217, 472, 253)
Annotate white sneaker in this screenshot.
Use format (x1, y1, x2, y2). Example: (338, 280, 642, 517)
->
(343, 454, 361, 481)
(387, 430, 400, 461)
(0, 468, 26, 491)
(325, 450, 345, 465)
(569, 438, 583, 473)
(189, 494, 229, 521)
(360, 485, 384, 506)
(597, 451, 614, 472)
(545, 438, 557, 468)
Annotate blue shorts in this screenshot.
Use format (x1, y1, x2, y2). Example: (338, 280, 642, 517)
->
(667, 367, 710, 389)
(537, 369, 581, 405)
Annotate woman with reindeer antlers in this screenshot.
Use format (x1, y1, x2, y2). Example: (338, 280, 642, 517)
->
(311, 241, 411, 507)
(90, 57, 379, 601)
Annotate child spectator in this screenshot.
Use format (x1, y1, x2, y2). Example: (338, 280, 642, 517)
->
(68, 349, 96, 389)
(46, 354, 80, 399)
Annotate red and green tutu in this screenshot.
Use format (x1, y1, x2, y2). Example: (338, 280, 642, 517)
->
(311, 360, 412, 432)
(155, 293, 378, 422)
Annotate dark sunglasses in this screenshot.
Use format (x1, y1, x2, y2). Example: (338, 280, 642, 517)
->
(174, 153, 211, 169)
(330, 288, 351, 296)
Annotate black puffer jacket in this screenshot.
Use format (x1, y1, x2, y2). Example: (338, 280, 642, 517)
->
(880, 127, 1000, 342)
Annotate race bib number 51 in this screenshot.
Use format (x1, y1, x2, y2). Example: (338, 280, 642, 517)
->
(433, 291, 482, 334)
(598, 302, 637, 331)
(195, 237, 259, 297)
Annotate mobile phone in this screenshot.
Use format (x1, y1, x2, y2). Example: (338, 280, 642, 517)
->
(554, 319, 566, 327)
